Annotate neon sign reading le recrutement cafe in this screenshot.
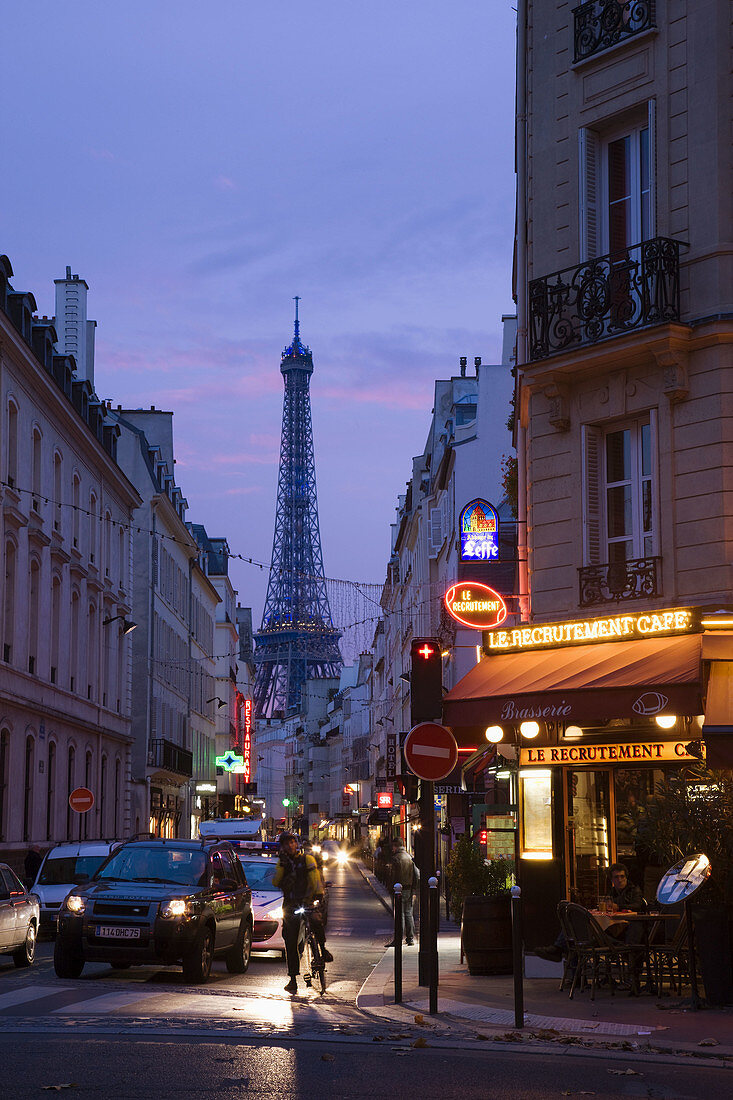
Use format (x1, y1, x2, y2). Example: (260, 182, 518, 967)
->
(485, 607, 698, 654)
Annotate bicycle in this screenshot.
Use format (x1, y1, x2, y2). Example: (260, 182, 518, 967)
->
(294, 903, 327, 994)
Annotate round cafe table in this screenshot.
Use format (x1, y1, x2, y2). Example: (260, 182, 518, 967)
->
(591, 910, 681, 992)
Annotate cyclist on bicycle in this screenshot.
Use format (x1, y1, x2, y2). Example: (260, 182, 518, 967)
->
(273, 831, 333, 994)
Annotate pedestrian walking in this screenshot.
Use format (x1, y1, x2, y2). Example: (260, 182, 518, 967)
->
(385, 838, 419, 947)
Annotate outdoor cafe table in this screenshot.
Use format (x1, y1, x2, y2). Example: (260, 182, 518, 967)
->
(590, 910, 681, 991)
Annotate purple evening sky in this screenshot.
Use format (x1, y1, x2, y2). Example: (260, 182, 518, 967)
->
(3, 1, 517, 646)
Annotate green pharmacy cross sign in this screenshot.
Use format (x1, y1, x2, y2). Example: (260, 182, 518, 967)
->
(216, 751, 245, 773)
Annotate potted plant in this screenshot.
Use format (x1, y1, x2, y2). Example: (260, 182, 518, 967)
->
(636, 765, 733, 1005)
(445, 836, 514, 975)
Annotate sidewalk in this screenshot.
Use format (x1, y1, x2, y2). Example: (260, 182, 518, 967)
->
(355, 861, 733, 1061)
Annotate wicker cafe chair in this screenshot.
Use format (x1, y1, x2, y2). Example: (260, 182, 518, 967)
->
(557, 901, 579, 992)
(563, 903, 639, 1000)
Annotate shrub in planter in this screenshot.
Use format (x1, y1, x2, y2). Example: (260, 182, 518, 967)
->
(446, 837, 515, 975)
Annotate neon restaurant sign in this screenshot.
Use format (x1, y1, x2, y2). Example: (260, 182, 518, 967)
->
(459, 498, 499, 562)
(243, 698, 253, 783)
(444, 582, 508, 630)
(486, 607, 698, 654)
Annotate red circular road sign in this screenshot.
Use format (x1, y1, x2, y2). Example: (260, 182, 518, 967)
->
(69, 786, 95, 814)
(404, 723, 459, 782)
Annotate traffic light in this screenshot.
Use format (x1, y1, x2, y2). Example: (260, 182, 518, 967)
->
(397, 774, 419, 802)
(409, 637, 443, 726)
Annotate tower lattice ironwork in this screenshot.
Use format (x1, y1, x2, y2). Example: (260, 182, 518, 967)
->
(254, 300, 342, 717)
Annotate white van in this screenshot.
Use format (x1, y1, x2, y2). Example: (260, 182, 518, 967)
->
(32, 841, 121, 934)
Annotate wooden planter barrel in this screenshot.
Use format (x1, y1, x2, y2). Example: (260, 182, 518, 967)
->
(461, 894, 513, 976)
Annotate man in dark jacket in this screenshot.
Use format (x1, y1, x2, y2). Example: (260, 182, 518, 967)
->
(273, 832, 333, 994)
(385, 838, 419, 947)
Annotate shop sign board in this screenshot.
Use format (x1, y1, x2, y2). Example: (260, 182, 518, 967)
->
(520, 740, 705, 767)
(376, 792, 394, 809)
(459, 498, 499, 562)
(487, 607, 697, 654)
(385, 732, 398, 779)
(444, 582, 508, 630)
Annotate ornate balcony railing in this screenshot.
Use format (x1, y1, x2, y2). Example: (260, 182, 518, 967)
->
(574, 0, 656, 63)
(529, 238, 682, 362)
(578, 556, 661, 607)
(148, 737, 193, 778)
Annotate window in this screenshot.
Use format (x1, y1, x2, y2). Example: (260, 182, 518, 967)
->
(89, 494, 97, 563)
(3, 540, 16, 664)
(72, 475, 81, 548)
(582, 414, 657, 565)
(23, 735, 34, 842)
(46, 741, 56, 841)
(0, 728, 8, 840)
(51, 576, 61, 684)
(54, 453, 63, 533)
(28, 559, 40, 674)
(579, 102, 655, 260)
(6, 401, 19, 489)
(84, 750, 93, 839)
(31, 428, 42, 511)
(66, 746, 76, 840)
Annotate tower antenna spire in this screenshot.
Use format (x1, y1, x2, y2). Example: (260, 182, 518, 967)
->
(293, 295, 300, 340)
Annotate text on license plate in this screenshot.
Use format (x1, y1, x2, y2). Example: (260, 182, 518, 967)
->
(96, 926, 141, 939)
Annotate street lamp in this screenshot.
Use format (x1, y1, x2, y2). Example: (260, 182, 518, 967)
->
(103, 614, 137, 635)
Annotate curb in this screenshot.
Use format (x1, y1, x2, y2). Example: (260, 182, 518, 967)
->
(354, 860, 393, 914)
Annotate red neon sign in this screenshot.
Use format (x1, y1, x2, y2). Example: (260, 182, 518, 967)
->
(243, 698, 253, 783)
(443, 582, 508, 630)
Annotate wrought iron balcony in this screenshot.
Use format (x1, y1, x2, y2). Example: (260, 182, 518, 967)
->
(578, 556, 661, 607)
(574, 0, 656, 64)
(529, 238, 682, 362)
(148, 737, 193, 778)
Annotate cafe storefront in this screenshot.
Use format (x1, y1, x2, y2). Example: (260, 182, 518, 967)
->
(443, 605, 733, 947)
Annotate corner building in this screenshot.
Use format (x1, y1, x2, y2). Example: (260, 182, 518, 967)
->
(444, 2, 733, 948)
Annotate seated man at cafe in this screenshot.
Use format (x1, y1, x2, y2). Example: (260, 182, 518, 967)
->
(536, 863, 645, 961)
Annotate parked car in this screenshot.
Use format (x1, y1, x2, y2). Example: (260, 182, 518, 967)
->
(0, 863, 39, 967)
(54, 838, 253, 984)
(32, 841, 122, 936)
(239, 855, 285, 955)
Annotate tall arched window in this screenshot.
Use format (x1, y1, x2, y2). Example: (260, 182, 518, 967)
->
(28, 559, 40, 675)
(50, 576, 61, 684)
(3, 539, 17, 665)
(23, 734, 34, 842)
(70, 590, 80, 693)
(89, 493, 97, 564)
(31, 427, 42, 513)
(100, 754, 107, 837)
(6, 400, 18, 489)
(66, 745, 76, 840)
(114, 758, 121, 835)
(0, 728, 8, 841)
(53, 452, 63, 533)
(46, 741, 56, 841)
(72, 474, 81, 549)
(104, 511, 111, 579)
(87, 602, 97, 700)
(84, 750, 93, 839)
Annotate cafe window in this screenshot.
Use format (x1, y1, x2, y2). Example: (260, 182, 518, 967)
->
(520, 770, 553, 860)
(582, 413, 658, 565)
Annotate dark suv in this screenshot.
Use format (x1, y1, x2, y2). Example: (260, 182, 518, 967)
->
(54, 838, 253, 984)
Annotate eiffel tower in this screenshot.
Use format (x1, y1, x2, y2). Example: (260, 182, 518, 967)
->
(253, 299, 343, 718)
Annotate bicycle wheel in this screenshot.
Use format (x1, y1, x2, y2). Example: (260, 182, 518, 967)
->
(307, 934, 327, 995)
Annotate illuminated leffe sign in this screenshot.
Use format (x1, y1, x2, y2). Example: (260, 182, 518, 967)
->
(487, 607, 697, 654)
(243, 698, 253, 783)
(444, 582, 508, 630)
(520, 740, 704, 767)
(459, 499, 499, 562)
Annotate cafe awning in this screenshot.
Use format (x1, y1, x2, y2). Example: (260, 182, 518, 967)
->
(443, 633, 705, 728)
(701, 649, 733, 767)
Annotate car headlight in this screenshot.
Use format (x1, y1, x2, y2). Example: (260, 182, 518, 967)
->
(65, 894, 86, 914)
(320, 851, 330, 862)
(335, 850, 349, 864)
(267, 906, 283, 920)
(160, 898, 190, 919)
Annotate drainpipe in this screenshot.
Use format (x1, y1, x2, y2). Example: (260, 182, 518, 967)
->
(515, 0, 530, 622)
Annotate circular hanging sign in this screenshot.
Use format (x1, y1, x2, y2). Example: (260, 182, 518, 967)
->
(443, 582, 508, 630)
(404, 723, 459, 782)
(656, 854, 711, 906)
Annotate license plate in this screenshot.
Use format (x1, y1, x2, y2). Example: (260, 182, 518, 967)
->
(96, 925, 141, 939)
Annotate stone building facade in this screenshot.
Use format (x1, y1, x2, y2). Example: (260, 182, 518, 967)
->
(0, 257, 141, 869)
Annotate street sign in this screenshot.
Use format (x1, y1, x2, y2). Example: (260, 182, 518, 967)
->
(403, 722, 459, 782)
(68, 786, 95, 814)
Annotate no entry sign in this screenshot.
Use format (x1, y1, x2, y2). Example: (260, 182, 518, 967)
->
(403, 722, 458, 782)
(68, 786, 95, 814)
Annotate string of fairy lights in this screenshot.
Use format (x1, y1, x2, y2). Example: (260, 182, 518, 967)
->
(2, 476, 498, 670)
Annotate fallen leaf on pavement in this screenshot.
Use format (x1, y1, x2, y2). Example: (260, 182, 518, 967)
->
(608, 1069, 641, 1076)
(475, 1034, 490, 1041)
(321, 1054, 335, 1062)
(699, 1038, 719, 1047)
(412, 1038, 428, 1048)
(42, 1088, 78, 1093)
(414, 1014, 425, 1024)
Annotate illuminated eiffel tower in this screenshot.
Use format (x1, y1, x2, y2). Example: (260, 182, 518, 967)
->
(253, 299, 342, 718)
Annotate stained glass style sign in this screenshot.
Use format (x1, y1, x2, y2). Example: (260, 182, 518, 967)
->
(459, 498, 499, 562)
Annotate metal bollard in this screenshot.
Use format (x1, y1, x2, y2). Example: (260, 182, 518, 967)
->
(435, 870, 441, 933)
(393, 882, 403, 1004)
(428, 876, 439, 1015)
(511, 884, 524, 1029)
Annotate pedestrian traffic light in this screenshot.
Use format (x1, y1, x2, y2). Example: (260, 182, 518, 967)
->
(478, 829, 488, 845)
(409, 637, 443, 726)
